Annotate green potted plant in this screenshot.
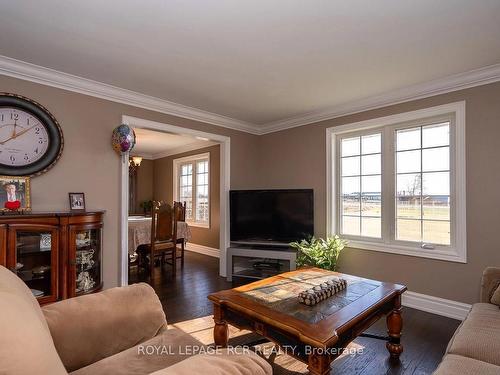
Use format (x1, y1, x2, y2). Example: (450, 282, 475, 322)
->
(140, 200, 153, 216)
(290, 236, 347, 271)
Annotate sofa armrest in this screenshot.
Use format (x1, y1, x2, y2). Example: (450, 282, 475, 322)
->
(480, 267, 500, 303)
(42, 282, 166, 372)
(151, 349, 272, 375)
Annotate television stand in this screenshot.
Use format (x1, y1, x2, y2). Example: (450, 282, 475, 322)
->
(226, 245, 296, 282)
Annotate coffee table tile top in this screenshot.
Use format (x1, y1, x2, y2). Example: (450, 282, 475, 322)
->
(236, 270, 379, 324)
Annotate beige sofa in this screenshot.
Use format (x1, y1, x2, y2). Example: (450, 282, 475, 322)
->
(434, 267, 500, 375)
(0, 266, 271, 375)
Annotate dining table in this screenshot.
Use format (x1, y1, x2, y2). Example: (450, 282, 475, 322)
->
(128, 216, 192, 256)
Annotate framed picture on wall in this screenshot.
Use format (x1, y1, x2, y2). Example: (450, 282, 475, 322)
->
(69, 192, 86, 211)
(0, 176, 31, 211)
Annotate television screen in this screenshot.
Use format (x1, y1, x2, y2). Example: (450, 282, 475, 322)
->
(230, 189, 314, 244)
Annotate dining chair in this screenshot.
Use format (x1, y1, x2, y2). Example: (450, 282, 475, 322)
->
(173, 201, 186, 267)
(137, 201, 178, 277)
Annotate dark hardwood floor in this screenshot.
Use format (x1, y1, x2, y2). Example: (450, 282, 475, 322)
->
(129, 250, 234, 323)
(129, 251, 460, 374)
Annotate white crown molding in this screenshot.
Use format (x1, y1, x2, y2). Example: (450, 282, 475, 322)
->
(1, 54, 500, 135)
(130, 152, 154, 160)
(151, 140, 218, 160)
(132, 140, 217, 160)
(260, 63, 500, 134)
(0, 55, 259, 135)
(402, 291, 471, 321)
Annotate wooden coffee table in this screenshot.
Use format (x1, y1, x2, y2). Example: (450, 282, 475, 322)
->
(208, 268, 407, 375)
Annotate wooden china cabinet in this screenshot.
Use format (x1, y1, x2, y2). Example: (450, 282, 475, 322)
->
(0, 211, 104, 305)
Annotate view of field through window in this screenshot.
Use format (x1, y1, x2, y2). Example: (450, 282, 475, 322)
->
(340, 122, 451, 246)
(396, 123, 450, 245)
(341, 133, 382, 238)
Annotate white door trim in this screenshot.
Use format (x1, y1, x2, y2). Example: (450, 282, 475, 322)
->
(119, 115, 230, 286)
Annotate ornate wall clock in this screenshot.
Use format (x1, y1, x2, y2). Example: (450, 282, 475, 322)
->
(0, 93, 63, 176)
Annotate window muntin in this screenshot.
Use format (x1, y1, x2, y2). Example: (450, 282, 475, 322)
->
(179, 163, 193, 220)
(340, 133, 382, 238)
(395, 122, 451, 246)
(195, 160, 209, 222)
(174, 154, 210, 226)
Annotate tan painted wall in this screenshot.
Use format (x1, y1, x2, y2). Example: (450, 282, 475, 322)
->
(257, 82, 500, 304)
(133, 159, 154, 214)
(0, 75, 260, 289)
(153, 145, 220, 249)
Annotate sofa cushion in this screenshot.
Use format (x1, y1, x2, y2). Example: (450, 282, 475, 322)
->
(491, 284, 500, 306)
(0, 266, 67, 375)
(433, 354, 500, 375)
(447, 303, 500, 366)
(70, 328, 203, 375)
(44, 282, 167, 372)
(0, 290, 68, 375)
(150, 348, 272, 375)
(0, 265, 49, 332)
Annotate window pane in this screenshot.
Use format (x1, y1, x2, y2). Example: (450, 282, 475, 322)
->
(423, 123, 449, 148)
(397, 219, 421, 242)
(422, 172, 450, 195)
(397, 150, 421, 173)
(361, 217, 381, 238)
(423, 220, 450, 245)
(361, 200, 381, 217)
(341, 156, 360, 176)
(342, 216, 360, 236)
(362, 175, 381, 194)
(342, 176, 360, 195)
(362, 134, 381, 154)
(342, 195, 360, 215)
(397, 173, 421, 196)
(184, 199, 193, 220)
(196, 198, 209, 222)
(341, 137, 360, 157)
(195, 159, 209, 223)
(197, 160, 208, 173)
(397, 127, 421, 151)
(396, 196, 421, 219)
(423, 196, 450, 220)
(422, 147, 449, 172)
(361, 154, 381, 175)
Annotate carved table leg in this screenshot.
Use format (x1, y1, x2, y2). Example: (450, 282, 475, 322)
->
(213, 304, 228, 347)
(386, 295, 403, 360)
(307, 352, 331, 375)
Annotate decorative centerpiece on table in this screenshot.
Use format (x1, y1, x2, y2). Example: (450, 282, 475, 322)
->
(298, 277, 347, 306)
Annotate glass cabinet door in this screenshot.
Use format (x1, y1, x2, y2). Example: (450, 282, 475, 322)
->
(11, 227, 58, 303)
(73, 227, 102, 295)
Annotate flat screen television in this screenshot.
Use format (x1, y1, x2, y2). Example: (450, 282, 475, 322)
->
(230, 189, 314, 245)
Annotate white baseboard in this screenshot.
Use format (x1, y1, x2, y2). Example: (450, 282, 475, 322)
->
(402, 291, 471, 321)
(185, 243, 220, 258)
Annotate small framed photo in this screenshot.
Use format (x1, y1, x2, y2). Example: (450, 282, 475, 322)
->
(0, 176, 31, 211)
(69, 192, 86, 211)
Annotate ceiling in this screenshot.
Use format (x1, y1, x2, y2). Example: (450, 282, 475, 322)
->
(1, 1, 500, 129)
(132, 128, 216, 159)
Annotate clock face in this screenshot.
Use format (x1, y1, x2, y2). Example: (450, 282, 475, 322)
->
(0, 108, 50, 166)
(0, 93, 63, 176)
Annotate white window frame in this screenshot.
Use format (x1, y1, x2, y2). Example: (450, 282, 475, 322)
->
(173, 152, 210, 228)
(326, 101, 466, 263)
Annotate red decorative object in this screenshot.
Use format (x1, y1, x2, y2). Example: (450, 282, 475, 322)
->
(5, 200, 21, 211)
